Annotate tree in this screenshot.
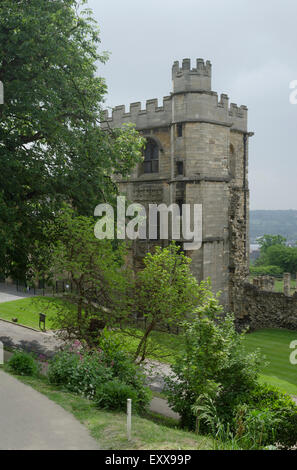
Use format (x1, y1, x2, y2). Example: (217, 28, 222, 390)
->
(255, 234, 297, 274)
(264, 245, 297, 274)
(0, 0, 143, 279)
(129, 244, 214, 362)
(34, 206, 131, 346)
(257, 235, 287, 254)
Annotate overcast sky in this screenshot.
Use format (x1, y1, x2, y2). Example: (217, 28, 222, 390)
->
(87, 0, 297, 210)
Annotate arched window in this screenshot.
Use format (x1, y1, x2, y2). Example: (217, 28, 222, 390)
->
(143, 138, 159, 173)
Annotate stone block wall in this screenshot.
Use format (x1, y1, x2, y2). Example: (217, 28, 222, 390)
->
(234, 282, 297, 331)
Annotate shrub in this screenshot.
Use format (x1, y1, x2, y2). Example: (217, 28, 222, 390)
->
(164, 304, 262, 431)
(95, 380, 139, 412)
(243, 383, 297, 448)
(47, 336, 151, 410)
(8, 350, 39, 376)
(98, 330, 152, 409)
(234, 404, 281, 449)
(47, 349, 113, 399)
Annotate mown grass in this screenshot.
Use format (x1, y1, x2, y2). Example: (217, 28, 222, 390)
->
(0, 296, 72, 330)
(243, 328, 297, 395)
(2, 370, 213, 450)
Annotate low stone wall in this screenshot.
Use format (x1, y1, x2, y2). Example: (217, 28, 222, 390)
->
(234, 282, 297, 331)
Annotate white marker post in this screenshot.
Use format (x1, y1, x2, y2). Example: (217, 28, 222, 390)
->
(0, 341, 3, 365)
(0, 81, 3, 105)
(127, 398, 132, 441)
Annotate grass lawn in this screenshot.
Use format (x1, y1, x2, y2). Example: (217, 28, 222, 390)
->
(243, 329, 297, 395)
(1, 370, 213, 450)
(0, 296, 72, 330)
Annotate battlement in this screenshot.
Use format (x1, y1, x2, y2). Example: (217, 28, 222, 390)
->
(101, 58, 248, 132)
(172, 58, 212, 77)
(172, 58, 212, 93)
(102, 96, 172, 130)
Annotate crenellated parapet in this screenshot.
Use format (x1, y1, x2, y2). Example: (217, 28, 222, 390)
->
(228, 103, 248, 132)
(172, 58, 212, 93)
(101, 58, 248, 133)
(102, 96, 172, 130)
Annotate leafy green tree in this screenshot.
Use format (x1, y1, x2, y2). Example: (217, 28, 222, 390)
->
(257, 235, 287, 253)
(34, 206, 131, 346)
(264, 245, 297, 274)
(129, 244, 214, 362)
(0, 0, 143, 279)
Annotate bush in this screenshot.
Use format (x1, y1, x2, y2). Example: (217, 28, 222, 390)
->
(234, 404, 281, 449)
(47, 348, 113, 399)
(47, 336, 151, 410)
(242, 383, 297, 448)
(98, 330, 152, 409)
(8, 350, 39, 376)
(95, 380, 139, 412)
(164, 305, 262, 431)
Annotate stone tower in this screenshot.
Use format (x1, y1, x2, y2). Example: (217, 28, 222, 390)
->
(102, 58, 253, 308)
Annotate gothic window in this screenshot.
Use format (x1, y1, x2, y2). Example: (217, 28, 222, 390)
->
(143, 138, 159, 173)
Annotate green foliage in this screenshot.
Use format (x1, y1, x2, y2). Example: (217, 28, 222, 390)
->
(249, 265, 283, 277)
(38, 207, 131, 346)
(254, 233, 297, 274)
(48, 336, 151, 410)
(0, 0, 144, 280)
(8, 351, 39, 376)
(97, 330, 152, 408)
(164, 305, 263, 431)
(242, 383, 297, 448)
(47, 347, 113, 399)
(95, 380, 139, 412)
(256, 244, 297, 274)
(131, 244, 213, 362)
(257, 235, 287, 253)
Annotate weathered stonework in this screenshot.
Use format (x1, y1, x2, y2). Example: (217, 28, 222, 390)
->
(102, 58, 253, 308)
(234, 281, 297, 331)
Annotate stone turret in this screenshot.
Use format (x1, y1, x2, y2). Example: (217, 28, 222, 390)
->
(172, 58, 212, 93)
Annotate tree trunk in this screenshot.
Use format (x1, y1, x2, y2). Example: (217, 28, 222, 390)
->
(134, 320, 156, 363)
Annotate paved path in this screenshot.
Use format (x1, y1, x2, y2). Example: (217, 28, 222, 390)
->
(0, 282, 35, 303)
(0, 320, 62, 357)
(143, 359, 173, 393)
(0, 370, 100, 450)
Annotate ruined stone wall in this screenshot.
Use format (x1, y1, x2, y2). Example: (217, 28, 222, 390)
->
(228, 130, 250, 311)
(234, 282, 297, 331)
